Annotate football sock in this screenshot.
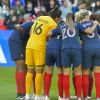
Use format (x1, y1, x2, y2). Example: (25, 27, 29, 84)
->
(88, 75, 93, 96)
(58, 74, 63, 98)
(35, 73, 43, 96)
(72, 76, 77, 95)
(18, 72, 26, 95)
(44, 73, 52, 96)
(63, 75, 70, 98)
(44, 72, 47, 94)
(75, 75, 82, 98)
(83, 75, 89, 98)
(16, 72, 21, 95)
(33, 72, 36, 94)
(26, 72, 33, 94)
(94, 72, 100, 98)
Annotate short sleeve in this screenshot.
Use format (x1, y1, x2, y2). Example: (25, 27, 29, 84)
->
(52, 27, 61, 36)
(48, 17, 57, 30)
(78, 23, 87, 33)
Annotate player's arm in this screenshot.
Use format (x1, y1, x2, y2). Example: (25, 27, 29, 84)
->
(47, 26, 61, 37)
(85, 21, 99, 34)
(81, 21, 99, 35)
(15, 20, 34, 34)
(15, 24, 24, 33)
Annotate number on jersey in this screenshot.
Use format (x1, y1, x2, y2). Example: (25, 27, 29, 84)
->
(33, 22, 43, 35)
(62, 28, 76, 40)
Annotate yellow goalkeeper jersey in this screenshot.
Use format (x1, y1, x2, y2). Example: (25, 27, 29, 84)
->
(26, 16, 57, 52)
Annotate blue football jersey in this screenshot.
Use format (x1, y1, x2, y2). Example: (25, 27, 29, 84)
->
(97, 25, 100, 34)
(47, 20, 65, 50)
(61, 24, 81, 50)
(19, 20, 34, 41)
(77, 21, 100, 50)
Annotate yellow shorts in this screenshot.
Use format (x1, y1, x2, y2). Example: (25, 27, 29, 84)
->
(26, 48, 45, 66)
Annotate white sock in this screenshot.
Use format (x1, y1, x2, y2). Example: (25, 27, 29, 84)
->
(25, 94, 30, 100)
(45, 95, 50, 100)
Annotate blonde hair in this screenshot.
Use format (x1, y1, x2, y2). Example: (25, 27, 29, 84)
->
(66, 13, 75, 32)
(75, 9, 89, 22)
(75, 11, 81, 22)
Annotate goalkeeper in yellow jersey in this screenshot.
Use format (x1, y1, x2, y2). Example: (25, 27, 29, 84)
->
(25, 8, 62, 100)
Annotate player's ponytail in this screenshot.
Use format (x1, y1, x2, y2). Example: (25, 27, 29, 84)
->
(66, 13, 75, 32)
(75, 11, 81, 23)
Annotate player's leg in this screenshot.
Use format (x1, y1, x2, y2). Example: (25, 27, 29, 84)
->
(88, 67, 94, 99)
(44, 66, 54, 100)
(9, 38, 26, 99)
(82, 50, 92, 99)
(56, 50, 63, 100)
(72, 67, 77, 97)
(15, 60, 27, 99)
(34, 50, 45, 100)
(35, 65, 44, 100)
(74, 65, 82, 100)
(25, 49, 35, 100)
(44, 49, 54, 99)
(62, 49, 71, 99)
(94, 49, 100, 100)
(57, 67, 63, 100)
(32, 69, 36, 97)
(94, 66, 100, 100)
(63, 67, 70, 100)
(73, 49, 82, 100)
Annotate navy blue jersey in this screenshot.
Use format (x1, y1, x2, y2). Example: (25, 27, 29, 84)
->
(46, 20, 65, 50)
(10, 20, 34, 42)
(19, 20, 34, 41)
(52, 23, 81, 50)
(97, 25, 100, 34)
(61, 24, 81, 50)
(46, 35, 62, 50)
(77, 21, 100, 50)
(9, 30, 21, 41)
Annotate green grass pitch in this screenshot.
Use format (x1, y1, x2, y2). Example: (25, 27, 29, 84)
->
(0, 67, 96, 100)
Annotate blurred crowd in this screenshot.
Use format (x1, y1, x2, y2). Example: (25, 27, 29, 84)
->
(0, 0, 100, 30)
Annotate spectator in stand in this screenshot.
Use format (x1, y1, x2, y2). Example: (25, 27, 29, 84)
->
(5, 9, 15, 25)
(43, 0, 59, 12)
(7, 15, 18, 29)
(60, 0, 72, 20)
(13, 0, 25, 17)
(25, 1, 36, 16)
(56, 0, 63, 6)
(10, 0, 25, 8)
(90, 0, 100, 14)
(3, 5, 10, 17)
(72, 1, 88, 14)
(0, 5, 3, 18)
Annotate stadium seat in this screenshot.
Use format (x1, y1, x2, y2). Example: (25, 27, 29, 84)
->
(0, 25, 7, 30)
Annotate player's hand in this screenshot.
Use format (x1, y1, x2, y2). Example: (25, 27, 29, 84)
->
(93, 20, 99, 26)
(15, 24, 23, 32)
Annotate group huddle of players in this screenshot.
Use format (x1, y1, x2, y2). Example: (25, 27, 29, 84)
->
(9, 6, 100, 100)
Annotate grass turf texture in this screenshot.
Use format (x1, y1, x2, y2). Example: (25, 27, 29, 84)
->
(0, 67, 96, 100)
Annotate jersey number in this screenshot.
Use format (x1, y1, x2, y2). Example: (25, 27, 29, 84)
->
(62, 28, 76, 40)
(33, 22, 43, 35)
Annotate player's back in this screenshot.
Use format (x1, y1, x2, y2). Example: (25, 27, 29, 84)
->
(26, 16, 57, 51)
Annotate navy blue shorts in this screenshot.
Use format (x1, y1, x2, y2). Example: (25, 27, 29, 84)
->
(9, 37, 26, 61)
(46, 49, 61, 67)
(82, 49, 100, 69)
(61, 48, 82, 67)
